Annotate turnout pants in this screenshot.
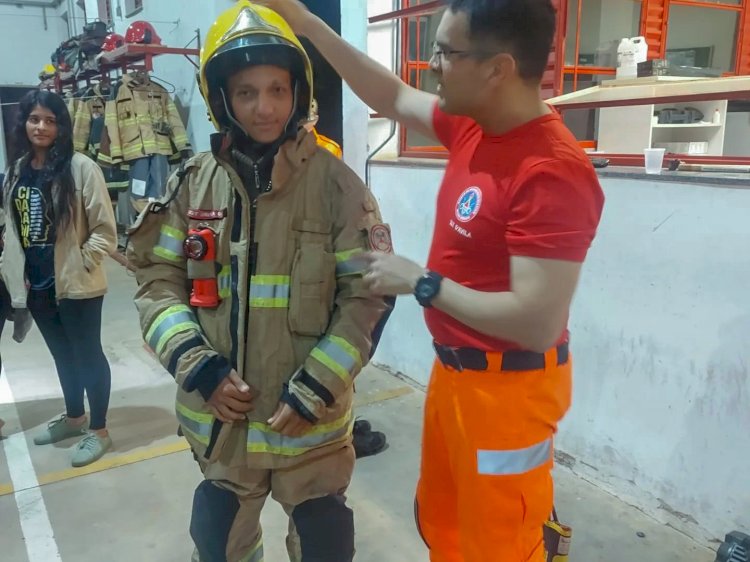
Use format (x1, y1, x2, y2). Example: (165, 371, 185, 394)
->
(191, 443, 355, 562)
(416, 346, 572, 562)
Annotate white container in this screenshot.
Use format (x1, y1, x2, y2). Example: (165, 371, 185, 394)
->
(617, 39, 636, 79)
(617, 36, 647, 80)
(632, 36, 647, 65)
(644, 148, 666, 174)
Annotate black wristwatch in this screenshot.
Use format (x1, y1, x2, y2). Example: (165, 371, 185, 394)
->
(414, 271, 443, 308)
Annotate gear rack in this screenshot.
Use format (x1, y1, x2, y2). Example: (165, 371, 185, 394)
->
(41, 43, 200, 94)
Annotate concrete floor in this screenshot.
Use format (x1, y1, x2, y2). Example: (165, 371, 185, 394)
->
(0, 259, 717, 562)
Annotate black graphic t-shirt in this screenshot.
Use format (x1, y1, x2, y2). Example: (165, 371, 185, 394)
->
(12, 167, 56, 290)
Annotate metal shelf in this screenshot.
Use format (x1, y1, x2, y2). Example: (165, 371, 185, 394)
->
(41, 43, 200, 93)
(98, 43, 200, 72)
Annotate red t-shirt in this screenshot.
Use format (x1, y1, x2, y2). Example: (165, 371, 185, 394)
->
(425, 104, 605, 351)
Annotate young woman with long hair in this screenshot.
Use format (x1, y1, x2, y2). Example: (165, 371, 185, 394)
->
(0, 90, 117, 467)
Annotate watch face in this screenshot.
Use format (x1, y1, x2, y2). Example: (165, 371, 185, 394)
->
(416, 283, 432, 299)
(416, 278, 436, 300)
(415, 272, 442, 307)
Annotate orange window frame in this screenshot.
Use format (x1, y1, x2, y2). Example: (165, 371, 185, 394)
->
(382, 0, 566, 158)
(399, 1, 447, 158)
(370, 0, 750, 158)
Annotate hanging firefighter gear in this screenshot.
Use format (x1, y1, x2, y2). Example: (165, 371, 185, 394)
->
(97, 72, 190, 166)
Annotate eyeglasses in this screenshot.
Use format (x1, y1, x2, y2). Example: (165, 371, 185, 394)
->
(430, 42, 473, 65)
(430, 42, 499, 65)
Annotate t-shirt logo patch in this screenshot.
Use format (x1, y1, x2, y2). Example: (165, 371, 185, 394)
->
(455, 187, 482, 223)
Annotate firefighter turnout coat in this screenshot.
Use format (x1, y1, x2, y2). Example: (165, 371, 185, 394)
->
(127, 129, 391, 470)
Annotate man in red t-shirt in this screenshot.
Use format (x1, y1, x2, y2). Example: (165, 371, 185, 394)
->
(261, 0, 604, 560)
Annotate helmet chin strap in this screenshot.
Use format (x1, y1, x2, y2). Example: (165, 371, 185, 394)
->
(220, 87, 250, 137)
(283, 80, 300, 137)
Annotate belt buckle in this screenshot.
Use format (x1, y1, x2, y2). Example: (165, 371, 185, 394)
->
(443, 346, 463, 372)
(434, 342, 464, 372)
(450, 347, 463, 372)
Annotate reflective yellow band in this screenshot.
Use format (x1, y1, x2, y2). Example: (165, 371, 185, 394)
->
(477, 437, 553, 476)
(310, 335, 362, 382)
(246, 411, 352, 455)
(249, 275, 290, 308)
(153, 224, 185, 263)
(146, 305, 200, 355)
(122, 146, 146, 158)
(335, 248, 366, 277)
(218, 265, 232, 299)
(175, 402, 213, 446)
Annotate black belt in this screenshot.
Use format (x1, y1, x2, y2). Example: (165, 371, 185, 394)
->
(433, 341, 569, 372)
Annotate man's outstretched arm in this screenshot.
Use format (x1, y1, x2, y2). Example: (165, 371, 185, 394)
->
(257, 0, 438, 141)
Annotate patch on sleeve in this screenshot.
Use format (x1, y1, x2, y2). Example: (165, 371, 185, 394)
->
(368, 224, 393, 254)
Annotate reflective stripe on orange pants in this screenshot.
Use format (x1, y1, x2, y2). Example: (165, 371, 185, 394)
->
(415, 347, 572, 562)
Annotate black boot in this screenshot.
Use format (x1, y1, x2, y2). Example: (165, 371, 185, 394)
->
(353, 419, 387, 459)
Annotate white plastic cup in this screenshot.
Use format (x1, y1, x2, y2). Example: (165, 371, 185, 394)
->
(644, 148, 666, 175)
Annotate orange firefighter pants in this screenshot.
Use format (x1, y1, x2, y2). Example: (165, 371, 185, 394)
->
(415, 348, 572, 562)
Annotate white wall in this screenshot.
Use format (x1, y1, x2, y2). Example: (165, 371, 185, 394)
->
(0, 4, 68, 86)
(366, 0, 400, 163)
(558, 176, 750, 544)
(369, 163, 750, 544)
(369, 162, 443, 379)
(341, 0, 369, 180)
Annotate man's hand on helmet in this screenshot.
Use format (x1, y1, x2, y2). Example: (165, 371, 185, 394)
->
(255, 0, 312, 34)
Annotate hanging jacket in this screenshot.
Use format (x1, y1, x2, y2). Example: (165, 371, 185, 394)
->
(98, 73, 190, 166)
(73, 85, 107, 156)
(127, 128, 393, 470)
(65, 94, 79, 124)
(72, 83, 130, 193)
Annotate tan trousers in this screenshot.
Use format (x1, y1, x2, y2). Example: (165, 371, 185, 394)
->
(193, 443, 355, 562)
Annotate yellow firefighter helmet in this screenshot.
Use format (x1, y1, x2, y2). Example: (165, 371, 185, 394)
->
(199, 0, 316, 132)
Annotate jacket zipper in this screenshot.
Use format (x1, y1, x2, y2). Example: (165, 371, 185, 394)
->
(249, 163, 261, 276)
(206, 160, 257, 459)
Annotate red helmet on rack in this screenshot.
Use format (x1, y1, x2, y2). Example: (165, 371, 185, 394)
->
(101, 33, 126, 52)
(125, 21, 161, 45)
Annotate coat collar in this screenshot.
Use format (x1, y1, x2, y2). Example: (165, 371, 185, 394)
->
(211, 127, 317, 194)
